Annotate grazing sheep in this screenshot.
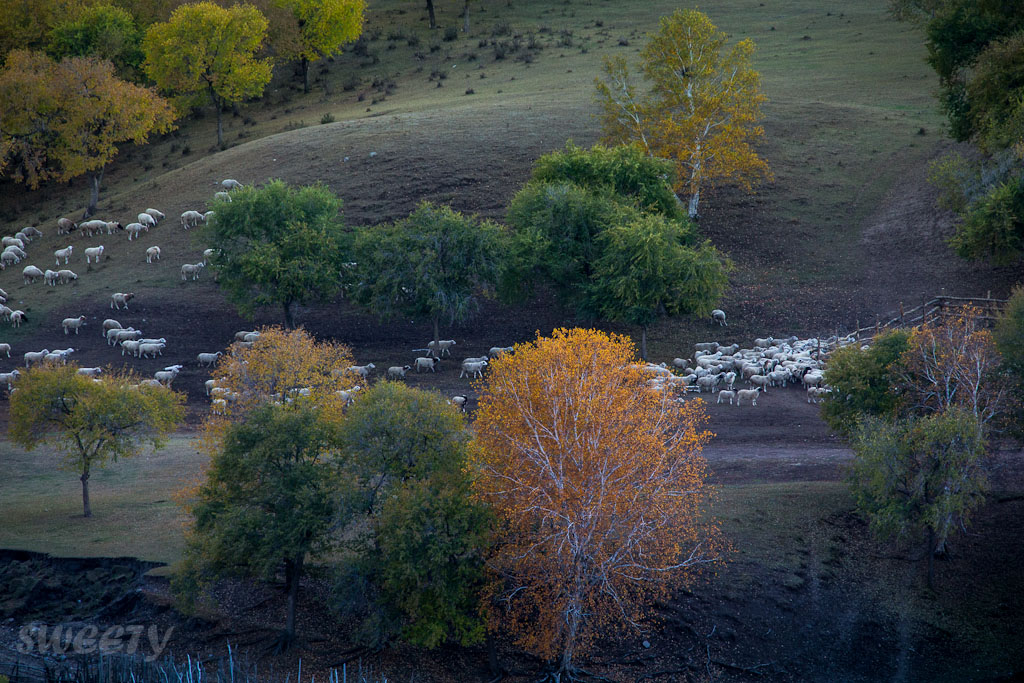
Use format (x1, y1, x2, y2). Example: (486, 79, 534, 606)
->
(180, 210, 204, 229)
(197, 352, 223, 367)
(717, 390, 736, 405)
(695, 341, 720, 353)
(22, 226, 42, 238)
(84, 245, 104, 264)
(124, 223, 144, 241)
(2, 236, 24, 249)
(77, 367, 103, 378)
(43, 269, 59, 286)
(222, 179, 243, 190)
(145, 209, 165, 222)
(57, 218, 77, 234)
(104, 221, 123, 234)
(62, 316, 87, 335)
(146, 246, 161, 263)
(181, 262, 204, 280)
(736, 388, 760, 406)
(0, 369, 21, 390)
(54, 245, 73, 265)
(243, 332, 260, 342)
(211, 398, 228, 415)
(335, 385, 361, 405)
(346, 363, 376, 378)
(711, 309, 727, 326)
(0, 342, 10, 357)
(0, 251, 20, 268)
(138, 213, 156, 229)
(22, 265, 43, 284)
(110, 292, 135, 310)
(57, 269, 77, 285)
(427, 339, 457, 358)
(387, 365, 412, 379)
(24, 349, 49, 366)
(203, 248, 216, 264)
(489, 346, 514, 358)
(459, 360, 488, 378)
(415, 356, 439, 372)
(102, 319, 122, 337)
(213, 191, 232, 202)
(450, 395, 468, 412)
(154, 365, 182, 385)
(78, 219, 105, 237)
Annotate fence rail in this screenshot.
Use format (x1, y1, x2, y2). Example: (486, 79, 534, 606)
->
(850, 294, 1008, 340)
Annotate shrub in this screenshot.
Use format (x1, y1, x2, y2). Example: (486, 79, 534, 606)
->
(443, 25, 458, 41)
(821, 330, 911, 435)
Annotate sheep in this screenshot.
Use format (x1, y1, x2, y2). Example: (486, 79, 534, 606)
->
(57, 218, 77, 234)
(204, 211, 215, 222)
(640, 363, 673, 378)
(104, 221, 123, 234)
(489, 346, 514, 358)
(459, 360, 488, 378)
(78, 219, 105, 237)
(108, 327, 140, 345)
(736, 388, 760, 406)
(10, 310, 26, 327)
(62, 316, 87, 335)
(14, 231, 29, 243)
(801, 371, 824, 389)
(54, 245, 73, 265)
(462, 356, 489, 364)
(84, 245, 104, 264)
(450, 395, 468, 412)
(120, 339, 142, 357)
(415, 356, 439, 372)
(695, 341, 719, 353)
(197, 352, 223, 367)
(2, 236, 23, 249)
(754, 337, 774, 349)
(233, 341, 254, 353)
(180, 210, 204, 229)
(4, 244, 26, 260)
(138, 342, 166, 359)
(717, 390, 736, 405)
(24, 349, 49, 367)
(0, 287, 6, 299)
(211, 398, 228, 415)
(146, 246, 161, 263)
(138, 213, 157, 229)
(203, 248, 216, 264)
(57, 269, 78, 285)
(138, 379, 162, 388)
(77, 367, 102, 378)
(235, 330, 256, 341)
(749, 374, 771, 392)
(721, 371, 737, 391)
(0, 251, 20, 268)
(181, 262, 204, 280)
(387, 365, 412, 379)
(110, 292, 135, 310)
(346, 363, 376, 378)
(145, 208, 165, 222)
(102, 319, 122, 337)
(0, 306, 9, 321)
(22, 226, 42, 238)
(0, 369, 21, 390)
(154, 365, 182, 386)
(124, 223, 144, 241)
(427, 339, 457, 358)
(213, 191, 232, 202)
(711, 309, 727, 326)
(696, 375, 720, 393)
(139, 337, 166, 345)
(0, 342, 9, 357)
(242, 331, 260, 342)
(22, 265, 43, 284)
(43, 351, 68, 365)
(222, 179, 243, 190)
(336, 385, 361, 405)
(204, 379, 220, 395)
(672, 358, 689, 369)
(43, 269, 59, 286)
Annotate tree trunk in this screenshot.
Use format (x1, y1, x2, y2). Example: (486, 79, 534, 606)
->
(83, 168, 104, 220)
(463, 0, 470, 32)
(425, 0, 436, 29)
(640, 325, 648, 361)
(432, 317, 441, 358)
(285, 554, 303, 639)
(926, 526, 935, 590)
(688, 189, 700, 219)
(283, 300, 295, 329)
(301, 57, 310, 93)
(80, 470, 91, 518)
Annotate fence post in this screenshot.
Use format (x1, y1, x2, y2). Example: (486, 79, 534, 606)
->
(899, 302, 904, 325)
(855, 319, 859, 341)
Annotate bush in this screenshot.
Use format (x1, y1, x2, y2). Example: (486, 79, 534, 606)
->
(320, 112, 335, 124)
(821, 330, 911, 435)
(949, 174, 1024, 264)
(443, 25, 459, 41)
(995, 286, 1024, 437)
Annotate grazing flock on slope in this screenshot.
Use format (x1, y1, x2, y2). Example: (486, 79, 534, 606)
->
(0, 181, 843, 414)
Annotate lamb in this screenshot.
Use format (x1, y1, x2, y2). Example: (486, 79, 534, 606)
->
(22, 265, 43, 284)
(181, 262, 204, 280)
(81, 245, 105, 264)
(14, 231, 30, 243)
(0, 342, 10, 357)
(57, 218, 77, 234)
(0, 369, 20, 390)
(336, 385, 361, 405)
(10, 310, 26, 327)
(222, 179, 243, 190)
(387, 365, 412, 379)
(415, 356, 439, 372)
(110, 292, 135, 310)
(138, 213, 157, 229)
(54, 245, 73, 265)
(124, 223, 144, 241)
(144, 209, 165, 222)
(346, 363, 376, 378)
(203, 248, 216, 264)
(489, 346, 514, 358)
(717, 390, 736, 405)
(145, 246, 161, 263)
(213, 191, 232, 202)
(77, 367, 102, 378)
(711, 309, 727, 326)
(43, 269, 59, 286)
(102, 319, 122, 337)
(721, 371, 737, 391)
(154, 365, 182, 386)
(57, 269, 77, 285)
(736, 388, 760, 406)
(104, 221, 123, 234)
(204, 379, 220, 395)
(62, 316, 87, 335)
(427, 339, 456, 358)
(450, 395, 468, 412)
(21, 226, 42, 239)
(24, 349, 49, 367)
(459, 360, 488, 378)
(180, 211, 204, 230)
(197, 352, 223, 367)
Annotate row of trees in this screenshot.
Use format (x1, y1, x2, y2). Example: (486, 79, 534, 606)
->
(170, 326, 718, 674)
(201, 145, 730, 359)
(824, 290, 1024, 588)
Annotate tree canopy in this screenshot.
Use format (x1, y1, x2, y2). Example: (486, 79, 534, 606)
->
(274, 0, 366, 92)
(143, 1, 272, 148)
(202, 181, 350, 328)
(822, 330, 912, 435)
(46, 3, 144, 81)
(595, 9, 771, 218)
(8, 365, 184, 518)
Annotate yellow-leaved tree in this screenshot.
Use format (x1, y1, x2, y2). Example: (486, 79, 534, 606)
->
(472, 328, 720, 675)
(0, 50, 175, 217)
(596, 9, 771, 218)
(274, 0, 365, 93)
(143, 2, 272, 149)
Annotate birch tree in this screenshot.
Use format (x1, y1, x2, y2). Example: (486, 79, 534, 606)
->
(595, 9, 770, 218)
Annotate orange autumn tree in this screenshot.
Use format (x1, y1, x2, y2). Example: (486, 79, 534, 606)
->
(472, 328, 720, 674)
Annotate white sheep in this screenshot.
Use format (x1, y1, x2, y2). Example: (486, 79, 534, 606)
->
(197, 352, 223, 367)
(102, 319, 122, 337)
(1, 251, 20, 268)
(696, 375, 720, 392)
(211, 398, 228, 415)
(104, 221, 123, 234)
(346, 363, 376, 378)
(203, 248, 216, 264)
(120, 339, 142, 356)
(78, 219, 105, 237)
(0, 369, 21, 390)
(459, 360, 488, 378)
(489, 346, 514, 358)
(754, 337, 774, 348)
(222, 179, 243, 190)
(57, 269, 78, 285)
(387, 365, 411, 379)
(336, 385, 361, 405)
(180, 211, 204, 230)
(154, 365, 182, 385)
(695, 341, 719, 353)
(77, 367, 103, 378)
(205, 379, 220, 395)
(711, 309, 727, 326)
(22, 265, 43, 284)
(145, 209, 165, 222)
(213, 191, 232, 202)
(84, 245, 104, 264)
(57, 218, 77, 234)
(415, 356, 439, 372)
(138, 342, 166, 359)
(2, 236, 24, 249)
(427, 339, 457, 358)
(717, 390, 736, 405)
(234, 330, 255, 342)
(62, 316, 87, 335)
(138, 213, 156, 229)
(11, 309, 28, 326)
(124, 223, 144, 241)
(108, 327, 140, 345)
(146, 246, 161, 263)
(181, 262, 205, 280)
(749, 374, 771, 392)
(22, 226, 42, 238)
(736, 388, 760, 406)
(24, 349, 49, 367)
(54, 245, 73, 265)
(111, 292, 135, 310)
(0, 342, 10, 357)
(450, 395, 468, 412)
(4, 244, 26, 260)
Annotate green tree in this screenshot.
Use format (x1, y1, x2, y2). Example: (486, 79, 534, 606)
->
(8, 365, 184, 518)
(0, 50, 175, 217)
(274, 0, 365, 93)
(994, 286, 1024, 437)
(822, 330, 912, 435)
(0, 0, 95, 59)
(201, 180, 350, 328)
(352, 202, 504, 354)
(595, 9, 771, 218)
(589, 214, 728, 359)
(949, 174, 1024, 263)
(849, 410, 987, 589)
(178, 403, 348, 647)
(334, 382, 491, 648)
(143, 1, 272, 148)
(46, 3, 143, 81)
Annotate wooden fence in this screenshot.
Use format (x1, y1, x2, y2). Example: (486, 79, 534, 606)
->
(850, 294, 1008, 341)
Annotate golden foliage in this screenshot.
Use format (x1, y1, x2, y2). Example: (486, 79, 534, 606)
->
(472, 328, 719, 671)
